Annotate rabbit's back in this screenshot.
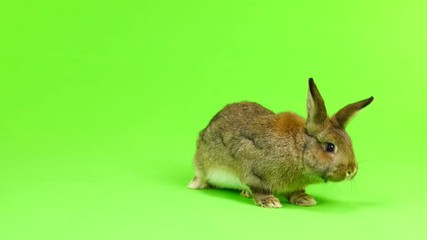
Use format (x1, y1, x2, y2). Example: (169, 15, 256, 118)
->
(204, 101, 273, 133)
(212, 101, 274, 124)
(198, 102, 274, 148)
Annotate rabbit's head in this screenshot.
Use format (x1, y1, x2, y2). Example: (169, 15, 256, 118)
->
(304, 78, 373, 182)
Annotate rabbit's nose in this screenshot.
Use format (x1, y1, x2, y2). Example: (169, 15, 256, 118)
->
(346, 165, 358, 180)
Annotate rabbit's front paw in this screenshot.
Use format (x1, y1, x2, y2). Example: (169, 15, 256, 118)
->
(286, 190, 317, 207)
(255, 195, 282, 208)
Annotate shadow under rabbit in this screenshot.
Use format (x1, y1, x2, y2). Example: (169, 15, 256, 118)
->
(196, 188, 254, 206)
(192, 187, 384, 213)
(287, 195, 385, 213)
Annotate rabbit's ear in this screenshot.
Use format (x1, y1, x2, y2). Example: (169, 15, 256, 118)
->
(332, 97, 374, 128)
(306, 78, 328, 135)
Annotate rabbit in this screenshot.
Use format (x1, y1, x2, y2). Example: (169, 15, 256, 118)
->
(188, 78, 373, 208)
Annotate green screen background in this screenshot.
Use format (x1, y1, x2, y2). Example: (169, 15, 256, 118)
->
(1, 1, 426, 239)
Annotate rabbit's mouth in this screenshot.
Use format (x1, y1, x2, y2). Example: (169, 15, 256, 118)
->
(324, 170, 357, 182)
(322, 171, 347, 182)
(322, 163, 357, 182)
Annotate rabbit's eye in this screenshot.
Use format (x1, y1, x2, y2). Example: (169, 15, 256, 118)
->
(325, 143, 335, 152)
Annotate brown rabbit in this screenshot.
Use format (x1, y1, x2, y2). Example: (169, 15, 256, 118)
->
(188, 78, 373, 208)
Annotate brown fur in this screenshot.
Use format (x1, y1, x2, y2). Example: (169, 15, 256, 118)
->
(273, 113, 305, 137)
(189, 78, 373, 208)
